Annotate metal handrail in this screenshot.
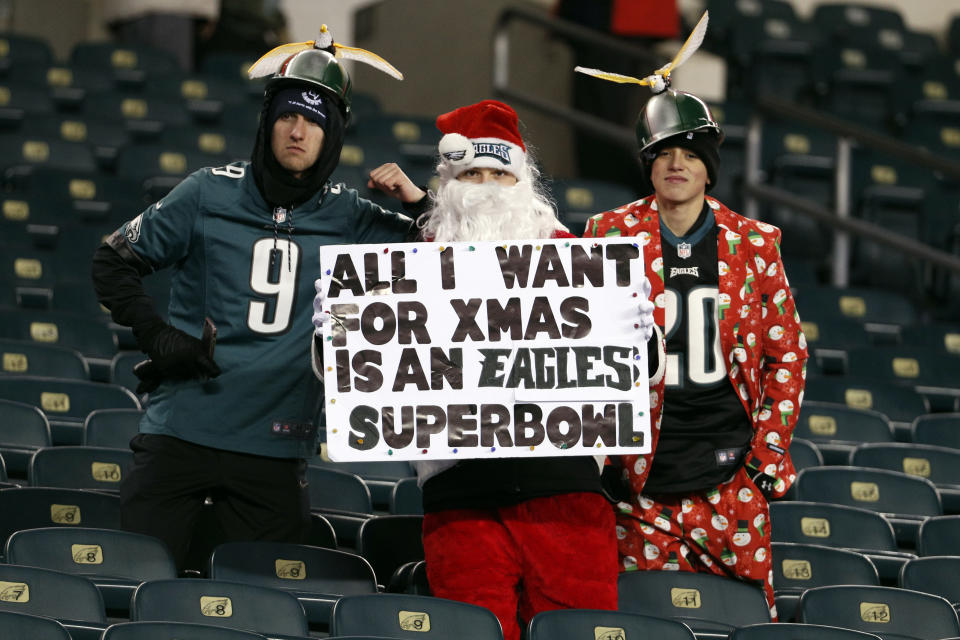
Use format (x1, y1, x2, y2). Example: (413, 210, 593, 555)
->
(491, 5, 960, 283)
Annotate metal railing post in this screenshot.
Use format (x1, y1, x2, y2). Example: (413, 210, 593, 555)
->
(832, 137, 852, 287)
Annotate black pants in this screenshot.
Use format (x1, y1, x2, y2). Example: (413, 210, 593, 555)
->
(121, 434, 310, 572)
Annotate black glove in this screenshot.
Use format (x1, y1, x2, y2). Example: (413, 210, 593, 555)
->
(133, 318, 220, 394)
(601, 462, 632, 504)
(749, 470, 777, 499)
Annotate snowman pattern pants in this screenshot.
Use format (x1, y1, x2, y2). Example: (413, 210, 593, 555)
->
(422, 492, 619, 640)
(615, 466, 776, 619)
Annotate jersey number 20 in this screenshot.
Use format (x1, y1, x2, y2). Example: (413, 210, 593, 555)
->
(663, 286, 726, 388)
(248, 238, 300, 334)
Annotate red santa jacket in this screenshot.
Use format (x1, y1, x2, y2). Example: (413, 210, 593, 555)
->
(582, 195, 808, 498)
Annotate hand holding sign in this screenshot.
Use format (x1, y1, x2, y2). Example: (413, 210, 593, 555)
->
(312, 277, 330, 336)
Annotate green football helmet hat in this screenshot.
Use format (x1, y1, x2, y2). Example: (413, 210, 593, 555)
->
(267, 48, 352, 119)
(635, 89, 723, 153)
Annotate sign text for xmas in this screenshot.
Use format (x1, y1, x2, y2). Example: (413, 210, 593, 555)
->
(318, 238, 652, 461)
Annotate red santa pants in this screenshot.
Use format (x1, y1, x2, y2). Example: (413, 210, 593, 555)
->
(616, 467, 776, 619)
(422, 492, 618, 640)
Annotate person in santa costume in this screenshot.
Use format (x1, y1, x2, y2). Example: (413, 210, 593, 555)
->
(580, 86, 808, 619)
(314, 99, 663, 640)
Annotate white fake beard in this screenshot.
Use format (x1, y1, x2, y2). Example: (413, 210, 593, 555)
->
(421, 175, 565, 243)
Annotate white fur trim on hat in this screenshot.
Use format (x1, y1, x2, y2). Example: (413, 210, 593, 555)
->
(438, 134, 526, 177)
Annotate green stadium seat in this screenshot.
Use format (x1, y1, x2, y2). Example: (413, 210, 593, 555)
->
(103, 621, 268, 640)
(305, 466, 372, 549)
(899, 556, 960, 610)
(0, 487, 121, 549)
(731, 623, 882, 640)
(911, 413, 960, 449)
(794, 466, 942, 548)
(109, 351, 143, 394)
(802, 379, 929, 427)
(794, 402, 895, 465)
(528, 609, 695, 640)
(901, 323, 960, 356)
(0, 134, 98, 173)
(331, 593, 503, 640)
(798, 584, 960, 640)
(131, 578, 311, 640)
(209, 541, 378, 630)
(161, 125, 254, 163)
(772, 542, 880, 622)
(0, 33, 54, 70)
(390, 477, 423, 515)
(704, 0, 798, 50)
(793, 286, 917, 328)
(811, 44, 902, 132)
(783, 438, 824, 500)
(0, 563, 107, 640)
(28, 445, 133, 493)
(617, 570, 770, 635)
(5, 165, 146, 207)
(845, 347, 960, 399)
(770, 501, 916, 584)
(549, 178, 638, 233)
(728, 16, 820, 103)
(5, 526, 176, 615)
(809, 4, 906, 48)
(0, 376, 139, 445)
(114, 143, 226, 184)
(310, 455, 414, 510)
(917, 515, 960, 556)
(19, 114, 132, 170)
(0, 398, 51, 477)
(70, 42, 179, 86)
(356, 515, 424, 591)
(0, 338, 88, 380)
(0, 82, 55, 117)
(82, 407, 141, 448)
(851, 443, 960, 513)
(0, 611, 72, 640)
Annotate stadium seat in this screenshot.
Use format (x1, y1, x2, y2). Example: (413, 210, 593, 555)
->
(793, 287, 916, 329)
(356, 515, 425, 591)
(82, 407, 142, 448)
(5, 165, 145, 206)
(617, 570, 770, 635)
(0, 308, 119, 361)
(704, 0, 798, 51)
(330, 593, 503, 640)
(102, 621, 268, 640)
(19, 114, 131, 169)
(772, 542, 880, 622)
(69, 42, 179, 86)
(911, 413, 960, 449)
(851, 442, 960, 513)
(802, 378, 928, 428)
(770, 501, 915, 584)
(794, 466, 942, 548)
(28, 445, 133, 493)
(790, 439, 825, 471)
(916, 515, 960, 556)
(0, 487, 121, 550)
(0, 81, 55, 117)
(899, 556, 960, 610)
(0, 376, 139, 444)
(5, 526, 176, 615)
(390, 477, 423, 515)
(0, 134, 98, 173)
(310, 455, 414, 510)
(728, 16, 820, 104)
(800, 314, 873, 361)
(845, 347, 960, 394)
(114, 143, 226, 184)
(305, 466, 372, 549)
(0, 610, 72, 640)
(549, 178, 637, 232)
(0, 32, 54, 69)
(161, 125, 254, 163)
(811, 43, 903, 132)
(0, 398, 51, 477)
(208, 541, 378, 630)
(131, 578, 311, 640)
(793, 402, 895, 465)
(0, 563, 107, 640)
(900, 323, 960, 356)
(798, 584, 960, 640)
(731, 623, 882, 640)
(109, 351, 143, 393)
(0, 337, 88, 380)
(528, 608, 695, 640)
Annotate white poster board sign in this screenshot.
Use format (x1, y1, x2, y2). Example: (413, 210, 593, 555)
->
(318, 237, 651, 462)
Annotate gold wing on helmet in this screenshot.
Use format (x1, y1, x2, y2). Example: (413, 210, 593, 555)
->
(574, 11, 709, 93)
(247, 24, 403, 80)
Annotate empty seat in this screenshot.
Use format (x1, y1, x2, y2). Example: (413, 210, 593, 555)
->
(528, 608, 695, 640)
(798, 584, 960, 640)
(793, 402, 894, 465)
(0, 134, 98, 173)
(82, 407, 142, 448)
(109, 351, 144, 393)
(28, 445, 133, 493)
(305, 466, 372, 549)
(330, 593, 503, 640)
(102, 621, 268, 640)
(772, 542, 879, 622)
(131, 578, 310, 640)
(0, 610, 72, 640)
(802, 378, 928, 428)
(0, 338, 89, 380)
(390, 477, 423, 515)
(0, 398, 51, 477)
(617, 570, 771, 634)
(845, 347, 960, 391)
(794, 287, 916, 328)
(770, 501, 915, 584)
(900, 323, 960, 356)
(310, 455, 414, 510)
(356, 515, 425, 590)
(911, 413, 960, 449)
(917, 515, 960, 556)
(5, 526, 176, 615)
(732, 623, 882, 640)
(790, 439, 824, 472)
(899, 556, 960, 609)
(794, 467, 942, 548)
(0, 32, 54, 69)
(0, 563, 107, 640)
(0, 309, 118, 360)
(115, 143, 226, 184)
(0, 487, 121, 549)
(550, 178, 638, 232)
(208, 541, 377, 630)
(70, 42, 179, 81)
(851, 443, 960, 513)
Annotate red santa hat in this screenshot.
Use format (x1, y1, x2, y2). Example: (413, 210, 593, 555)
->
(436, 100, 527, 177)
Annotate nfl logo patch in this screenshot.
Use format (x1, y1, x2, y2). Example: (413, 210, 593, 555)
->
(273, 207, 287, 224)
(678, 241, 692, 259)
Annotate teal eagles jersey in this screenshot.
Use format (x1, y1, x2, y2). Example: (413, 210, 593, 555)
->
(116, 161, 414, 459)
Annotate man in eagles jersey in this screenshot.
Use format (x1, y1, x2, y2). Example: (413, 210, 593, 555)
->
(91, 45, 426, 570)
(583, 89, 808, 617)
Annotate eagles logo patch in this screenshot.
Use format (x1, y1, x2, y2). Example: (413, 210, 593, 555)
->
(302, 90, 323, 106)
(125, 213, 143, 243)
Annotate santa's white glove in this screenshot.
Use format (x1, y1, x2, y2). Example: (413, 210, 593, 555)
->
(635, 275, 655, 343)
(312, 278, 330, 336)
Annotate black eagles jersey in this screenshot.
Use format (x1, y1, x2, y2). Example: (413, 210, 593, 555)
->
(642, 203, 753, 494)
